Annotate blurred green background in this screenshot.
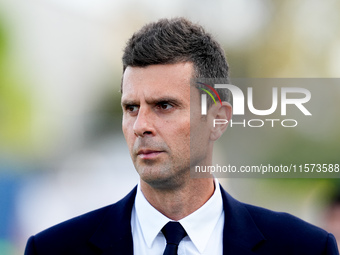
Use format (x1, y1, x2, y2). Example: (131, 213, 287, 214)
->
(0, 0, 339, 254)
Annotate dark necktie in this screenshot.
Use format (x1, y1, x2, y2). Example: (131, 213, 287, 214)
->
(161, 221, 187, 255)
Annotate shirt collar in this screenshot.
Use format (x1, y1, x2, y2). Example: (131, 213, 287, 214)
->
(134, 182, 171, 248)
(179, 179, 223, 253)
(134, 179, 223, 252)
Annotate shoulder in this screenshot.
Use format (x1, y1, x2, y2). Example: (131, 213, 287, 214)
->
(219, 186, 338, 254)
(35, 203, 111, 241)
(244, 201, 338, 254)
(25, 186, 137, 255)
(245, 202, 326, 238)
(25, 204, 112, 254)
(35, 186, 136, 240)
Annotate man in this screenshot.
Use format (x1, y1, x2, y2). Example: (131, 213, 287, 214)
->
(25, 17, 338, 255)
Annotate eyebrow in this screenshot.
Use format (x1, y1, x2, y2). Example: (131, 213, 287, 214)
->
(147, 96, 183, 106)
(121, 96, 184, 108)
(121, 100, 137, 108)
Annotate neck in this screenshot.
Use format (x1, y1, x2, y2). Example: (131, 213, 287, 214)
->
(140, 177, 215, 221)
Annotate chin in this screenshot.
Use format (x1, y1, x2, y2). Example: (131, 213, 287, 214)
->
(140, 169, 188, 191)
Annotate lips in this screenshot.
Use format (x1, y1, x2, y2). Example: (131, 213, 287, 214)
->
(137, 149, 164, 159)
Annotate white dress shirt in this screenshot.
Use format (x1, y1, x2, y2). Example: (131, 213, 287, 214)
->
(131, 179, 224, 255)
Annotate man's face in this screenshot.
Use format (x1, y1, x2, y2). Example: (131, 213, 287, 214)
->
(121, 62, 209, 189)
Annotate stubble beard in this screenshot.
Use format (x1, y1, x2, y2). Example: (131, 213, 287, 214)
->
(131, 137, 188, 190)
(135, 155, 190, 191)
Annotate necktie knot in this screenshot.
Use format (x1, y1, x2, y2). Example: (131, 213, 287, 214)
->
(161, 221, 187, 255)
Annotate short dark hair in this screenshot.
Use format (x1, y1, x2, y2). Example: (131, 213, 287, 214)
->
(122, 17, 230, 103)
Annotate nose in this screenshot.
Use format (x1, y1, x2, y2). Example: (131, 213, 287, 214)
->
(133, 107, 155, 137)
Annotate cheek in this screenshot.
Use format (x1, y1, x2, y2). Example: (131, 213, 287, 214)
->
(190, 117, 211, 146)
(162, 119, 190, 147)
(122, 118, 134, 144)
(175, 120, 191, 148)
(176, 117, 190, 135)
(122, 120, 128, 138)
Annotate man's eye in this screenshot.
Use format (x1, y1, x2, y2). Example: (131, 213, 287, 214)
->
(126, 105, 138, 113)
(157, 102, 173, 110)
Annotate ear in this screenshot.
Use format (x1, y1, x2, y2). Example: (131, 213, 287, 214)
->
(209, 102, 232, 141)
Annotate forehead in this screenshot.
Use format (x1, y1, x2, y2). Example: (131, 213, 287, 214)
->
(121, 63, 193, 101)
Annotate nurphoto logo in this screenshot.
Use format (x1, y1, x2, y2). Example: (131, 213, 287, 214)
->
(197, 80, 312, 128)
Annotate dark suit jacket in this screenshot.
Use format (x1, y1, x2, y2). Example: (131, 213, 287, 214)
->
(25, 185, 339, 255)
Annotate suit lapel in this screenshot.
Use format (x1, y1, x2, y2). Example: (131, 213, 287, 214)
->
(89, 186, 137, 255)
(220, 185, 266, 254)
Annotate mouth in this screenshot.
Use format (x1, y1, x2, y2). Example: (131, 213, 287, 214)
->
(137, 149, 164, 159)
